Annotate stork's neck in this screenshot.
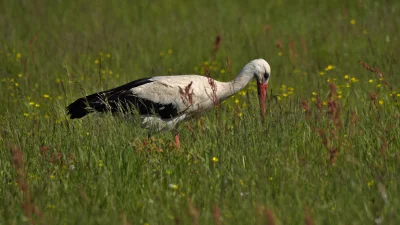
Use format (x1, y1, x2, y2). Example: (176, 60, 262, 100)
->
(217, 69, 254, 100)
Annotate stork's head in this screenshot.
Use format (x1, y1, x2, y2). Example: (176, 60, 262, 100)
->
(249, 58, 270, 94)
(244, 58, 271, 120)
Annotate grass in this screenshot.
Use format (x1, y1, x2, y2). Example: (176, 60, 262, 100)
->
(1, 0, 400, 224)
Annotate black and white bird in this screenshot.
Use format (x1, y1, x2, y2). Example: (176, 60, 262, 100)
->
(67, 58, 271, 147)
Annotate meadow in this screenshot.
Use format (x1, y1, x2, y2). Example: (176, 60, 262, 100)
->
(1, 0, 400, 224)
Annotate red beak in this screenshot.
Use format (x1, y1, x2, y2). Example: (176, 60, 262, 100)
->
(257, 83, 268, 121)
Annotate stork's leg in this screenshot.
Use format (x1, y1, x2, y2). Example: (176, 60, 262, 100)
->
(174, 134, 180, 149)
(143, 133, 151, 146)
(171, 129, 180, 149)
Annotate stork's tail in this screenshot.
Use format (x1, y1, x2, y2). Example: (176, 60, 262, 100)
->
(66, 93, 108, 119)
(66, 98, 90, 119)
(66, 78, 154, 119)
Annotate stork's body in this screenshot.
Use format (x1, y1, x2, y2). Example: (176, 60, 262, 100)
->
(67, 59, 271, 147)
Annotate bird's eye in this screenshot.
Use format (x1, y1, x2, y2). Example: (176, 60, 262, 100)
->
(264, 72, 269, 80)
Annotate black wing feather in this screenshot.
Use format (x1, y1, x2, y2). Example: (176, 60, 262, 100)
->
(66, 78, 179, 119)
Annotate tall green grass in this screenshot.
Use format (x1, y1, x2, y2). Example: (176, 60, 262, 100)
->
(1, 0, 400, 224)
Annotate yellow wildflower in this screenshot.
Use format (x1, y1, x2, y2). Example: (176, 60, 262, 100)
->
(47, 204, 56, 209)
(50, 175, 55, 179)
(167, 49, 173, 54)
(288, 87, 294, 91)
(29, 102, 35, 106)
(324, 65, 335, 71)
(369, 79, 373, 83)
(368, 180, 374, 187)
(106, 53, 111, 58)
(282, 93, 288, 97)
(344, 75, 349, 79)
(169, 184, 178, 190)
(311, 97, 316, 102)
(379, 100, 384, 105)
(18, 73, 23, 78)
(312, 92, 317, 96)
(319, 71, 325, 76)
(212, 157, 219, 162)
(278, 52, 282, 56)
(220, 69, 225, 74)
(350, 19, 356, 25)
(16, 53, 21, 58)
(235, 99, 239, 104)
(94, 59, 99, 64)
(35, 104, 40, 108)
(98, 160, 104, 167)
(15, 83, 19, 87)
(43, 94, 50, 98)
(23, 113, 29, 117)
(109, 70, 113, 75)
(350, 77, 359, 83)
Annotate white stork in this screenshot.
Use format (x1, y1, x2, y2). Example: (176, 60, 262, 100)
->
(67, 58, 271, 148)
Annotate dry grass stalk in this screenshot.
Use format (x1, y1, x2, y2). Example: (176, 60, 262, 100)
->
(361, 61, 399, 106)
(379, 137, 388, 159)
(207, 76, 219, 106)
(120, 212, 131, 225)
(301, 99, 310, 122)
(225, 57, 231, 75)
(187, 199, 199, 225)
(9, 145, 41, 224)
(179, 81, 194, 107)
(212, 204, 222, 225)
(349, 111, 359, 138)
(288, 38, 298, 65)
(265, 208, 277, 225)
(212, 35, 221, 61)
(302, 82, 345, 165)
(304, 208, 315, 225)
(276, 40, 283, 51)
(264, 24, 272, 34)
